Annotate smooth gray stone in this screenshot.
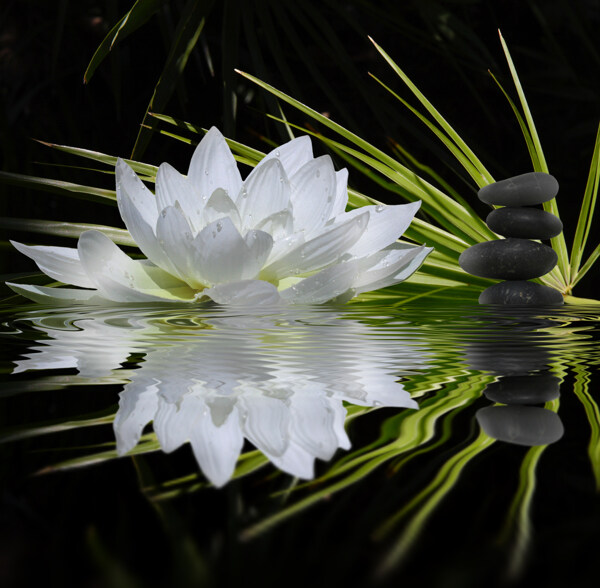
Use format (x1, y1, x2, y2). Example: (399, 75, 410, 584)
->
(486, 207, 563, 239)
(459, 239, 557, 280)
(478, 172, 558, 206)
(476, 406, 564, 446)
(483, 374, 560, 405)
(479, 280, 564, 306)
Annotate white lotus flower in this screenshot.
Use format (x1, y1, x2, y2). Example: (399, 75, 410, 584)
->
(8, 127, 431, 305)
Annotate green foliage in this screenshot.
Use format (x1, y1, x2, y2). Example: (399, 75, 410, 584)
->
(1, 3, 598, 303)
(235, 35, 599, 300)
(84, 0, 165, 84)
(131, 0, 215, 159)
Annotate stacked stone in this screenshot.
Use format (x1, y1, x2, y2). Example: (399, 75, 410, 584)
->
(459, 172, 564, 305)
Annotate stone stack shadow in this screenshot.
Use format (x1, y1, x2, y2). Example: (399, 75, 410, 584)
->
(459, 172, 564, 305)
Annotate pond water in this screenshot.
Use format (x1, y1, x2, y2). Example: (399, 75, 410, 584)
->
(1, 297, 599, 588)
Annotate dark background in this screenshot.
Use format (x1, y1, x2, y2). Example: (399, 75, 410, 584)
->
(1, 4, 600, 585)
(1, 0, 599, 294)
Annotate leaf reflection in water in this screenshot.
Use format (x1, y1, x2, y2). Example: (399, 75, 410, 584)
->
(11, 305, 425, 486)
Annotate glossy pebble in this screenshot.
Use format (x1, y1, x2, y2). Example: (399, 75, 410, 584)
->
(486, 207, 563, 239)
(459, 239, 557, 280)
(478, 172, 558, 206)
(478, 280, 563, 305)
(483, 374, 561, 405)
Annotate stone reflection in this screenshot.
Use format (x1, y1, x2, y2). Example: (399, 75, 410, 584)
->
(476, 405, 563, 446)
(483, 373, 560, 405)
(12, 306, 425, 486)
(465, 309, 564, 446)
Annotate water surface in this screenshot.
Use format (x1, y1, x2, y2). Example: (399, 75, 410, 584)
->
(1, 299, 599, 587)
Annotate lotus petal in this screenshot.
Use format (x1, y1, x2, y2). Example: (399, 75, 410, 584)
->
(116, 158, 158, 228)
(203, 280, 282, 305)
(260, 135, 314, 177)
(78, 230, 194, 302)
(343, 201, 421, 258)
(289, 155, 337, 234)
(264, 211, 368, 279)
(155, 205, 201, 287)
(10, 241, 94, 288)
(331, 168, 349, 217)
(254, 209, 294, 242)
(237, 158, 291, 230)
(354, 244, 432, 295)
(202, 188, 242, 230)
(6, 282, 102, 305)
(193, 218, 272, 285)
(156, 162, 205, 231)
(116, 159, 179, 275)
(188, 127, 242, 202)
(280, 259, 360, 304)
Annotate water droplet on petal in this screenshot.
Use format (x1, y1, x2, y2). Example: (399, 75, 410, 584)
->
(161, 209, 168, 218)
(204, 169, 209, 176)
(275, 150, 280, 157)
(376, 205, 385, 213)
(316, 170, 321, 178)
(216, 221, 223, 232)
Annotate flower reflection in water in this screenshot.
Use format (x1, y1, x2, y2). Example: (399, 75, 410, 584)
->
(12, 305, 425, 486)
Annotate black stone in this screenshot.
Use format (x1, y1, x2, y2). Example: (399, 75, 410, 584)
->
(459, 239, 557, 280)
(479, 280, 563, 306)
(483, 374, 560, 405)
(476, 406, 564, 446)
(486, 207, 563, 239)
(478, 172, 558, 206)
